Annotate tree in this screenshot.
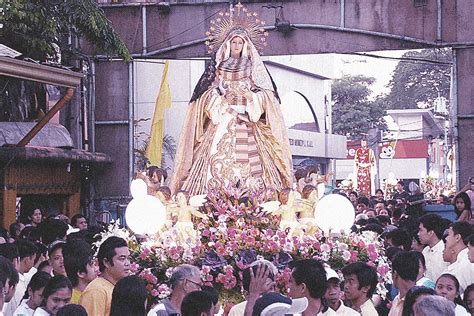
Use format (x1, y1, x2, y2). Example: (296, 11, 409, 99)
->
(1, 0, 132, 122)
(1, 0, 131, 63)
(384, 48, 452, 109)
(331, 75, 386, 138)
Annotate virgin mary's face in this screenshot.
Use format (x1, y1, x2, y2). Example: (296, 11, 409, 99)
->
(230, 36, 244, 57)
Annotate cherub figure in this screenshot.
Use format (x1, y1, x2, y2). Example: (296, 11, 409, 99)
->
(170, 191, 208, 241)
(297, 185, 319, 235)
(270, 188, 301, 236)
(156, 186, 173, 229)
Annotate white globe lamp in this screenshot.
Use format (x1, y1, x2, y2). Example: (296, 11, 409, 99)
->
(126, 179, 166, 235)
(314, 194, 355, 234)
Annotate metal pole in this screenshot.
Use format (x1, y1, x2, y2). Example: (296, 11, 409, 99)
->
(128, 62, 135, 185)
(451, 49, 460, 189)
(340, 0, 345, 28)
(90, 60, 96, 152)
(437, 0, 442, 42)
(142, 5, 147, 55)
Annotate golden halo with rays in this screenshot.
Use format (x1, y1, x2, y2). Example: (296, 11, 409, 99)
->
(205, 2, 269, 54)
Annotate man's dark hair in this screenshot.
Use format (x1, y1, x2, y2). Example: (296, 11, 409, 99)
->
(341, 262, 378, 298)
(57, 304, 87, 316)
(358, 196, 370, 207)
(15, 239, 37, 260)
(350, 191, 358, 198)
(0, 244, 19, 262)
(397, 180, 405, 187)
(110, 275, 147, 316)
(9, 222, 23, 240)
(391, 251, 419, 282)
(410, 251, 426, 269)
(385, 228, 412, 251)
(19, 226, 42, 242)
(34, 242, 48, 265)
(63, 240, 94, 287)
(467, 234, 474, 247)
(38, 219, 68, 245)
(376, 215, 391, 225)
(289, 259, 327, 299)
(71, 214, 87, 228)
(201, 285, 219, 306)
(0, 256, 19, 287)
(181, 291, 214, 316)
(360, 223, 384, 235)
(419, 214, 447, 240)
(97, 236, 127, 272)
(0, 270, 7, 290)
(242, 264, 274, 292)
(449, 221, 473, 245)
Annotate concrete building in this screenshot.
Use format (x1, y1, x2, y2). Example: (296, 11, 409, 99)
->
(133, 57, 346, 183)
(335, 109, 446, 190)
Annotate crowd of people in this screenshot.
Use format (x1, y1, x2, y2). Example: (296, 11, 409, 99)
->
(0, 167, 472, 316)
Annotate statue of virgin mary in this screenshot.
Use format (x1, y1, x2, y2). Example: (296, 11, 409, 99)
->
(170, 4, 292, 195)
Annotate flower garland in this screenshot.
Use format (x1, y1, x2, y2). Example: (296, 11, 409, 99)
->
(107, 186, 390, 304)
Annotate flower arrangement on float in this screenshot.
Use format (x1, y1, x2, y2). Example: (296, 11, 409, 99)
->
(101, 185, 391, 304)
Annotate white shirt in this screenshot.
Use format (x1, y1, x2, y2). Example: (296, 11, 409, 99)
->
(359, 299, 378, 316)
(330, 300, 360, 316)
(13, 300, 34, 316)
(422, 239, 449, 281)
(455, 304, 470, 316)
(445, 248, 474, 294)
(228, 301, 246, 316)
(31, 308, 49, 316)
(4, 273, 27, 316)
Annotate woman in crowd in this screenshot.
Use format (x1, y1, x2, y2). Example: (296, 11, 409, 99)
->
(435, 273, 470, 315)
(33, 275, 72, 316)
(110, 275, 147, 316)
(14, 271, 51, 316)
(22, 207, 43, 228)
(401, 286, 436, 316)
(463, 284, 474, 315)
(453, 192, 472, 223)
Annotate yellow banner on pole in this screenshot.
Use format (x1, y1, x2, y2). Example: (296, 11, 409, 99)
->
(146, 61, 172, 167)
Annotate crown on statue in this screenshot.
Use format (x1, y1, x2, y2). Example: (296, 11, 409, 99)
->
(205, 2, 269, 54)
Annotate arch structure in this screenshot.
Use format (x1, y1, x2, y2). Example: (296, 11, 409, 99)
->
(91, 0, 474, 188)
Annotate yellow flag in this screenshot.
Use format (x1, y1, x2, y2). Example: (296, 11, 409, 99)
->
(146, 61, 172, 167)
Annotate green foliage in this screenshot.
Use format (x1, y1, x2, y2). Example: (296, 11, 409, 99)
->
(331, 75, 386, 138)
(1, 0, 131, 63)
(384, 48, 451, 109)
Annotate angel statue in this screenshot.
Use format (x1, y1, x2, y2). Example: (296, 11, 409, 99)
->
(169, 191, 208, 241)
(262, 188, 301, 237)
(297, 185, 319, 235)
(170, 2, 293, 195)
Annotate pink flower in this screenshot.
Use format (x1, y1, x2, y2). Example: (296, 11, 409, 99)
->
(139, 248, 151, 260)
(151, 289, 159, 297)
(130, 262, 139, 273)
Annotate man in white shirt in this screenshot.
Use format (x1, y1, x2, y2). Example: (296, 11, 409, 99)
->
(442, 221, 474, 294)
(418, 214, 450, 281)
(342, 262, 378, 316)
(4, 240, 37, 316)
(324, 267, 359, 315)
(388, 251, 418, 316)
(0, 256, 19, 316)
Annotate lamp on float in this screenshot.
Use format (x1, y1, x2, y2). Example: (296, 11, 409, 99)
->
(314, 194, 355, 235)
(125, 179, 166, 235)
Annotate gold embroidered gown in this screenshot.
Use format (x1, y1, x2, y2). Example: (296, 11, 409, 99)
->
(170, 32, 293, 195)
